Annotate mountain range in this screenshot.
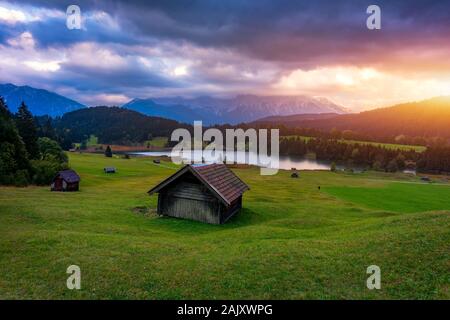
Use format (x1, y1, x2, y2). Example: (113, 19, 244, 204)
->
(123, 95, 348, 124)
(0, 83, 86, 116)
(0, 83, 348, 123)
(2, 83, 450, 141)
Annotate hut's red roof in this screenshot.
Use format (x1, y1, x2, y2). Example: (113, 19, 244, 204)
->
(148, 163, 249, 205)
(192, 163, 249, 204)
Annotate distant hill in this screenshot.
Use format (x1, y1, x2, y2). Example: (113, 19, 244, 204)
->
(0, 83, 85, 116)
(123, 94, 348, 124)
(55, 106, 189, 144)
(260, 97, 450, 140)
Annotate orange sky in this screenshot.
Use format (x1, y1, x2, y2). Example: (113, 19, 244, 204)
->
(1, 1, 450, 110)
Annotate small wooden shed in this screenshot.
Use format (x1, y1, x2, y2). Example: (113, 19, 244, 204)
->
(104, 167, 116, 173)
(148, 163, 249, 224)
(51, 170, 80, 191)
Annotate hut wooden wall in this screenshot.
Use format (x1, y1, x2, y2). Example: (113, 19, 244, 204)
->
(156, 171, 243, 224)
(220, 196, 242, 224)
(158, 174, 222, 224)
(66, 182, 79, 191)
(51, 177, 79, 191)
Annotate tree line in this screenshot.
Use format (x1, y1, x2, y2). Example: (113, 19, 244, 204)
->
(0, 98, 67, 186)
(240, 122, 448, 148)
(41, 106, 190, 149)
(417, 146, 450, 174)
(279, 136, 450, 173)
(214, 122, 450, 173)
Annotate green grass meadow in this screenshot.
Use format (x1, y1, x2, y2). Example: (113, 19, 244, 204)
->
(145, 136, 169, 148)
(283, 135, 426, 152)
(0, 153, 449, 299)
(86, 135, 99, 147)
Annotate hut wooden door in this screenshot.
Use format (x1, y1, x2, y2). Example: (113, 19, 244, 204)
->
(54, 177, 62, 190)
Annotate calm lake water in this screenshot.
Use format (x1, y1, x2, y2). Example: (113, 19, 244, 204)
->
(130, 150, 341, 171)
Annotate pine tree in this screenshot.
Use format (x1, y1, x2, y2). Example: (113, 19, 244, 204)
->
(80, 140, 87, 150)
(104, 145, 113, 157)
(387, 158, 399, 172)
(15, 102, 40, 159)
(42, 116, 56, 140)
(0, 97, 12, 119)
(0, 97, 31, 184)
(330, 162, 337, 172)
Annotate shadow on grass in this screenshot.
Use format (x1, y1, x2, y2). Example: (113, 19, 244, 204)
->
(141, 207, 263, 235)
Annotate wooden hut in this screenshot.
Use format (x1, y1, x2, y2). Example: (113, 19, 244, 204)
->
(104, 167, 116, 173)
(148, 163, 249, 224)
(51, 170, 80, 191)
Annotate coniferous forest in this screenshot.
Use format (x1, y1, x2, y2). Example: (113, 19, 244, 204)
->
(0, 98, 67, 186)
(278, 137, 450, 173)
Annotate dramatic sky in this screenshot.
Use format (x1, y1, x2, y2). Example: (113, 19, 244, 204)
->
(1, 0, 450, 110)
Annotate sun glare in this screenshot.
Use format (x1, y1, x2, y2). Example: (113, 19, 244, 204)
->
(173, 65, 188, 77)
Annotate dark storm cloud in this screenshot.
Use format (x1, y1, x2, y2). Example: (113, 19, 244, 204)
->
(27, 16, 140, 48)
(13, 0, 450, 68)
(56, 60, 182, 92)
(0, 11, 142, 49)
(1, 0, 450, 107)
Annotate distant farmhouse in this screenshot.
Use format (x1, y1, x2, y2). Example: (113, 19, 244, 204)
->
(51, 170, 80, 191)
(148, 164, 249, 224)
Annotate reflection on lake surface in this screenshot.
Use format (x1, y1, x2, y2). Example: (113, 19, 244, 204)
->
(130, 150, 338, 171)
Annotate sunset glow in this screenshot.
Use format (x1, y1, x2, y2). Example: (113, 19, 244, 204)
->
(1, 1, 450, 303)
(0, 1, 450, 110)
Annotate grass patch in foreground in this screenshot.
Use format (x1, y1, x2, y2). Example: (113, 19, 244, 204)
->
(0, 153, 448, 299)
(324, 182, 450, 213)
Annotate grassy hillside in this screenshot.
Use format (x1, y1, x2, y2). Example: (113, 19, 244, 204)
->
(282, 136, 426, 152)
(145, 136, 169, 148)
(337, 139, 426, 152)
(292, 96, 450, 139)
(0, 153, 449, 299)
(56, 106, 189, 145)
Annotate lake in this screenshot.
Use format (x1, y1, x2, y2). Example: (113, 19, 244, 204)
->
(130, 150, 342, 171)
